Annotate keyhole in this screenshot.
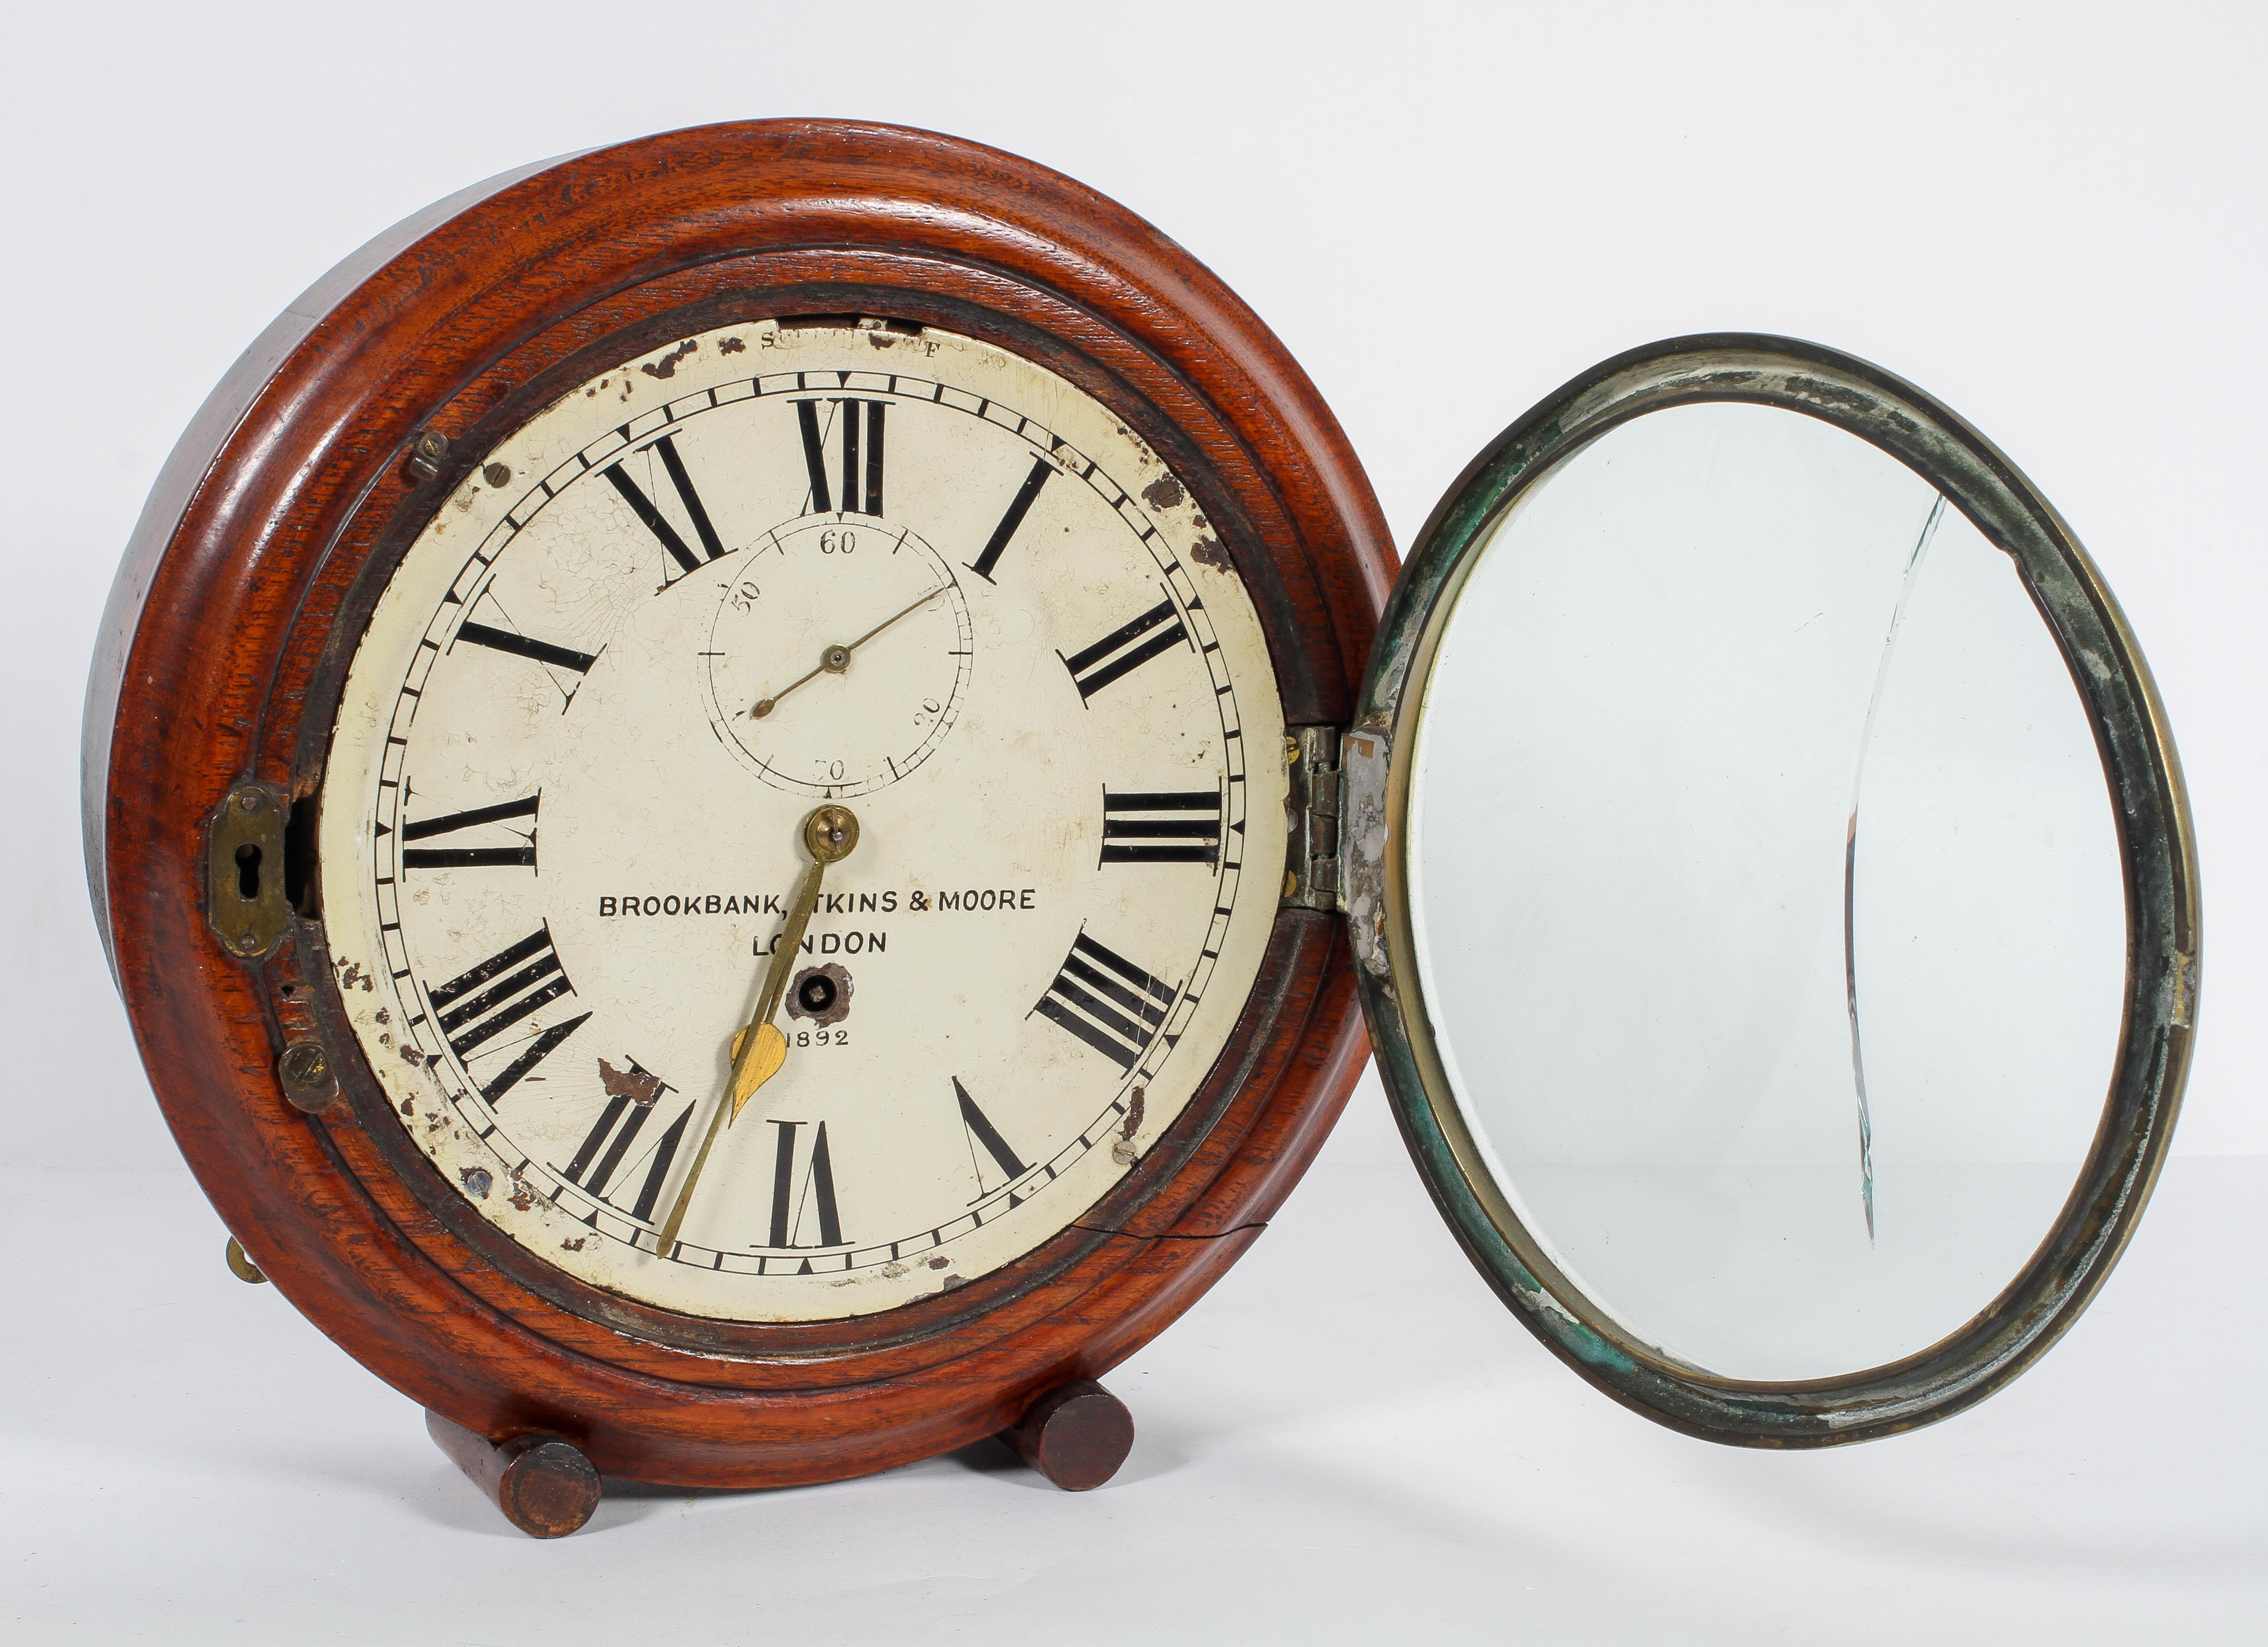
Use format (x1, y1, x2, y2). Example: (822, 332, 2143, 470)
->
(235, 842, 262, 901)
(799, 974, 837, 1015)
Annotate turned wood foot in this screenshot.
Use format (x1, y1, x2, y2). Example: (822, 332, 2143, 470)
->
(426, 1410, 601, 1537)
(995, 1378, 1134, 1491)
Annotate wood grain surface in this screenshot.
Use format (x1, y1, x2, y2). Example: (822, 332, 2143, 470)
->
(425, 1409, 602, 1539)
(89, 121, 1393, 1488)
(995, 1378, 1137, 1491)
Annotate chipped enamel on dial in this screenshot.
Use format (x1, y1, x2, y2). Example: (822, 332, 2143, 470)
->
(317, 319, 1288, 1322)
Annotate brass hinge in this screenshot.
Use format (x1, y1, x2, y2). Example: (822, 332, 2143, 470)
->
(1281, 725, 1342, 912)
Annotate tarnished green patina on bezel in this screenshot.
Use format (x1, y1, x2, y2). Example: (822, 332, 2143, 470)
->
(1351, 334, 2199, 1447)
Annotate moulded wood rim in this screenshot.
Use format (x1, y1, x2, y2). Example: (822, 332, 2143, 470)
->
(86, 120, 1393, 1486)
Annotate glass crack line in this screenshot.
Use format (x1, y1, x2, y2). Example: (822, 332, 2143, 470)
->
(1844, 492, 1948, 1244)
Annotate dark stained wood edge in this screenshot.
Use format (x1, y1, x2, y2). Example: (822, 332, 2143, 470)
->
(91, 121, 1394, 1488)
(81, 150, 578, 988)
(261, 250, 1360, 1372)
(425, 1409, 601, 1538)
(996, 1379, 1135, 1491)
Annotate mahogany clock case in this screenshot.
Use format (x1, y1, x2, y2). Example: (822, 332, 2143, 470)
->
(84, 118, 2195, 1496)
(83, 122, 1389, 1490)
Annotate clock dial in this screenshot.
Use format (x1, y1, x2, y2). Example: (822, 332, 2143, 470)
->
(318, 318, 1290, 1322)
(703, 517, 972, 798)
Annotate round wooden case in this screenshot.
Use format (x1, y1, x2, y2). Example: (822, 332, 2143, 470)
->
(83, 120, 1392, 1487)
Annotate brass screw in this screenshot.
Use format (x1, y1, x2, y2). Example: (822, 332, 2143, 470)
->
(278, 1042, 336, 1112)
(237, 790, 264, 815)
(408, 429, 449, 481)
(1285, 734, 1300, 766)
(483, 462, 512, 488)
(225, 1236, 267, 1284)
(279, 1042, 327, 1088)
(1282, 870, 1299, 900)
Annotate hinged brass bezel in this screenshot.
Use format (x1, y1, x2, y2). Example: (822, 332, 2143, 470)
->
(204, 782, 291, 963)
(1350, 334, 2199, 1448)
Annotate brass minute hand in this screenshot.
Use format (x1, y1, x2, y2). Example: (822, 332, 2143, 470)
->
(655, 805, 860, 1256)
(753, 583, 951, 719)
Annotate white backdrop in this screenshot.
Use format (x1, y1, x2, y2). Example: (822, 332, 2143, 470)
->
(7, 1, 2261, 1170)
(5, 4, 2262, 1641)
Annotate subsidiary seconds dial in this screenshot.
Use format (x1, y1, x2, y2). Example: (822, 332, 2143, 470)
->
(704, 515, 973, 797)
(318, 315, 1290, 1324)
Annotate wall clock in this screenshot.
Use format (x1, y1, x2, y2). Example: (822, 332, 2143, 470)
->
(85, 121, 2196, 1536)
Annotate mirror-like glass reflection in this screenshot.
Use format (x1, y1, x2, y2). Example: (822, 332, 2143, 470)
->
(1407, 402, 2125, 1382)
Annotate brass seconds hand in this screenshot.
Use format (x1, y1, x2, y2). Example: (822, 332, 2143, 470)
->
(752, 583, 950, 719)
(655, 804, 860, 1257)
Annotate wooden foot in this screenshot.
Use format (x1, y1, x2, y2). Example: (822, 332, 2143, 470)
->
(426, 1410, 601, 1537)
(996, 1378, 1134, 1491)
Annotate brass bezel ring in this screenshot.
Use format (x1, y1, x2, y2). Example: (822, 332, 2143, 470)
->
(1350, 334, 2199, 1447)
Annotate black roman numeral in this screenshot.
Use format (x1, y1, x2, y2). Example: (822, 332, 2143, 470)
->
(794, 398, 886, 516)
(470, 1015, 591, 1104)
(561, 1093, 694, 1223)
(955, 1077, 1029, 1195)
(1060, 599, 1189, 701)
(455, 620, 598, 676)
(400, 793, 539, 870)
(424, 927, 589, 1103)
(765, 1119, 844, 1250)
(1034, 933, 1176, 1072)
(604, 434, 725, 578)
(966, 456, 1054, 582)
(428, 926, 574, 1058)
(1100, 789, 1221, 866)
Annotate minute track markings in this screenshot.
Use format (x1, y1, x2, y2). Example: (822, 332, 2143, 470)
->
(449, 367, 1186, 584)
(351, 330, 1272, 1313)
(442, 369, 1231, 717)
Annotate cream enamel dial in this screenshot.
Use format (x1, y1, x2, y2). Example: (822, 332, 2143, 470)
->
(318, 318, 1289, 1322)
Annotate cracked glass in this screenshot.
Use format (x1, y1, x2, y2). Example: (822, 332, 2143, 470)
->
(1407, 401, 2126, 1382)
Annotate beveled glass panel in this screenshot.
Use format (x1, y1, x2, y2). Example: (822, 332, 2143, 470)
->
(1406, 401, 2127, 1381)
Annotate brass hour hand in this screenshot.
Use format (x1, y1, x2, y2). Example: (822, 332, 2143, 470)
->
(654, 805, 859, 1257)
